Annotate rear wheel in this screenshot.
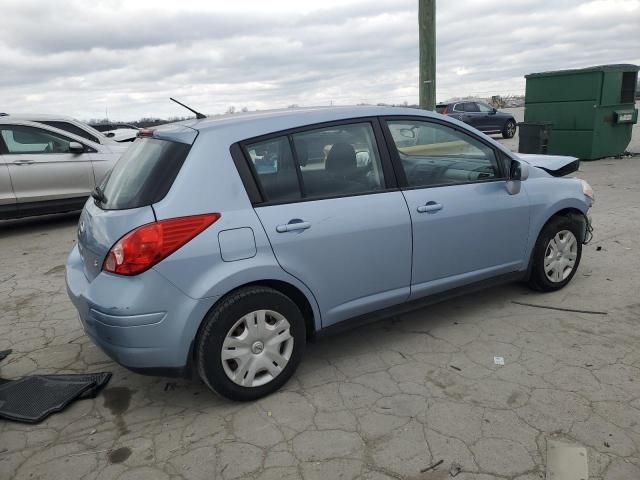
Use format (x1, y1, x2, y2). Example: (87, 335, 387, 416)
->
(196, 286, 305, 401)
(502, 120, 516, 139)
(528, 216, 582, 292)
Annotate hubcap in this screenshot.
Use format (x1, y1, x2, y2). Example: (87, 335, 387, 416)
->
(544, 230, 578, 283)
(221, 310, 294, 388)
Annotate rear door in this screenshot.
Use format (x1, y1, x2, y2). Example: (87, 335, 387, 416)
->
(0, 123, 95, 206)
(244, 119, 412, 327)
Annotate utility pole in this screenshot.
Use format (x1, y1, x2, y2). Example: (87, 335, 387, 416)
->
(419, 0, 436, 110)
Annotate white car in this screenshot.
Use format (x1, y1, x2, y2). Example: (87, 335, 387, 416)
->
(2, 113, 123, 147)
(0, 119, 128, 219)
(91, 123, 139, 142)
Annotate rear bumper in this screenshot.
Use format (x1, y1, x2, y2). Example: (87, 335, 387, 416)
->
(65, 245, 217, 375)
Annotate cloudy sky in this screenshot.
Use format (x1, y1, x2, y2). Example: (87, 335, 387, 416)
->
(1, 0, 638, 120)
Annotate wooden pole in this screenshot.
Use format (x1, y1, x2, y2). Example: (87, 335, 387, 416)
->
(419, 0, 436, 110)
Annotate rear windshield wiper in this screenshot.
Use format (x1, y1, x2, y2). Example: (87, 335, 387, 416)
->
(91, 185, 107, 204)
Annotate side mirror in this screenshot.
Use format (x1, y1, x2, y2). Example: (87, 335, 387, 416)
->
(68, 141, 85, 154)
(491, 108, 497, 114)
(506, 159, 528, 195)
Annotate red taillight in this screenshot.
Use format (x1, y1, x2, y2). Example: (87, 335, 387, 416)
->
(103, 213, 220, 276)
(137, 128, 155, 138)
(442, 106, 448, 114)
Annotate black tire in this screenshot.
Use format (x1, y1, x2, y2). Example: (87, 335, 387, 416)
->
(502, 120, 516, 139)
(528, 216, 582, 292)
(196, 286, 305, 401)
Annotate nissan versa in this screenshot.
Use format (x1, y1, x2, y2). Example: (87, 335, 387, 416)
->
(66, 106, 594, 401)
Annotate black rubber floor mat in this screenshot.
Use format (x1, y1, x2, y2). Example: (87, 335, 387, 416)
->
(39, 372, 112, 399)
(0, 372, 111, 423)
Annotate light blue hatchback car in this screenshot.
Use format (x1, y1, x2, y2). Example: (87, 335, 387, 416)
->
(66, 106, 594, 400)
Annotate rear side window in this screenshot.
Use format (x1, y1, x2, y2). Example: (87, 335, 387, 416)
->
(98, 138, 190, 210)
(435, 105, 447, 114)
(40, 121, 100, 144)
(463, 103, 480, 112)
(245, 137, 301, 202)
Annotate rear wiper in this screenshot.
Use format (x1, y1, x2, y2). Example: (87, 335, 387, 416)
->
(91, 185, 107, 204)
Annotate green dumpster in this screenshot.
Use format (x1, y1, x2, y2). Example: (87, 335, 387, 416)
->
(524, 64, 639, 160)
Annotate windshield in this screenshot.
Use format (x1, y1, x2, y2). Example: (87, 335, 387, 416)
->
(98, 138, 190, 210)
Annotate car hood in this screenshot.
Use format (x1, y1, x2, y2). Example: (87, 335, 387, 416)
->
(516, 153, 580, 177)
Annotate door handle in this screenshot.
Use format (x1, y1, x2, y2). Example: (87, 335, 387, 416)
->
(276, 220, 311, 233)
(417, 202, 443, 214)
(13, 159, 35, 165)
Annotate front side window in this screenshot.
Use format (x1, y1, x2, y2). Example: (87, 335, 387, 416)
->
(463, 102, 480, 112)
(291, 122, 384, 198)
(477, 103, 494, 113)
(245, 136, 301, 202)
(0, 125, 74, 154)
(386, 120, 502, 188)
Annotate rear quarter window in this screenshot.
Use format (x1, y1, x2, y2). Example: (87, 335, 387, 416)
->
(98, 138, 190, 210)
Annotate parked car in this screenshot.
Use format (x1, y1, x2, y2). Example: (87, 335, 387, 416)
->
(0, 119, 128, 219)
(436, 101, 517, 138)
(91, 123, 139, 143)
(5, 114, 120, 146)
(66, 106, 594, 401)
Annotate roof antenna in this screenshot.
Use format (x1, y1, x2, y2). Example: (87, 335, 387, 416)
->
(170, 97, 206, 119)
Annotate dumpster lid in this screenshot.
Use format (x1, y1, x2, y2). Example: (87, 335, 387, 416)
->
(525, 63, 639, 79)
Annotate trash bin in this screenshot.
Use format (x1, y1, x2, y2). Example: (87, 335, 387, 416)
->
(523, 64, 639, 160)
(518, 122, 551, 154)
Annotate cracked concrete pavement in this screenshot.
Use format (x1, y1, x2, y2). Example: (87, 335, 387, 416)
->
(1, 124, 640, 479)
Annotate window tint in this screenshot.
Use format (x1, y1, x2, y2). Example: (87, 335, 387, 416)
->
(245, 136, 301, 202)
(387, 120, 502, 188)
(292, 122, 384, 198)
(98, 138, 190, 210)
(452, 103, 464, 112)
(41, 121, 100, 143)
(463, 102, 480, 112)
(477, 103, 493, 113)
(0, 125, 74, 154)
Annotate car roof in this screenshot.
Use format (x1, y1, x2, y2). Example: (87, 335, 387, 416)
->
(7, 113, 80, 121)
(0, 118, 104, 147)
(161, 105, 445, 141)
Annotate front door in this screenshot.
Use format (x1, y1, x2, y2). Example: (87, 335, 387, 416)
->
(383, 117, 530, 299)
(0, 124, 95, 206)
(0, 152, 17, 218)
(244, 120, 413, 327)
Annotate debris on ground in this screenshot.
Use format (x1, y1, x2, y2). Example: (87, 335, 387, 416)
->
(494, 356, 505, 366)
(511, 301, 607, 315)
(449, 462, 462, 477)
(0, 349, 12, 362)
(420, 459, 443, 473)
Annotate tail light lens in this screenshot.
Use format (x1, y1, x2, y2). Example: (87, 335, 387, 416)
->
(103, 213, 220, 276)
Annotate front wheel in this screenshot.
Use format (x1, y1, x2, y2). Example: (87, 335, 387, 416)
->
(502, 120, 516, 139)
(528, 216, 582, 292)
(196, 286, 306, 401)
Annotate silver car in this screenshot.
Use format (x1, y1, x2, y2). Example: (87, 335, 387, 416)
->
(0, 119, 128, 219)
